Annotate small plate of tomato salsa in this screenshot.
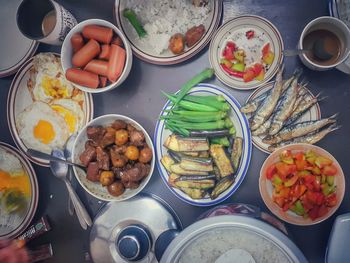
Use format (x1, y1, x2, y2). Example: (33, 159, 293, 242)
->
(259, 143, 345, 225)
(209, 15, 284, 90)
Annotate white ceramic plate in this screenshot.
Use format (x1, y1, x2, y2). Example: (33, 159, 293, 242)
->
(0, 142, 38, 239)
(72, 114, 155, 202)
(0, 0, 38, 78)
(114, 0, 223, 65)
(7, 53, 94, 167)
(245, 82, 321, 153)
(209, 15, 284, 90)
(155, 84, 252, 206)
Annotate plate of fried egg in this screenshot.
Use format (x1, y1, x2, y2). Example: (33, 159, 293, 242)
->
(0, 142, 38, 239)
(7, 53, 94, 166)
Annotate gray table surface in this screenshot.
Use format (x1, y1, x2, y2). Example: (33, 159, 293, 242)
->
(1, 0, 350, 262)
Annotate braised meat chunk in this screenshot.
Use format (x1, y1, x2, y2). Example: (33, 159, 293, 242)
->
(96, 146, 110, 170)
(80, 143, 96, 166)
(87, 162, 100, 182)
(100, 128, 116, 148)
(87, 126, 106, 145)
(130, 130, 145, 146)
(135, 162, 151, 178)
(112, 120, 127, 130)
(185, 24, 205, 47)
(120, 167, 143, 183)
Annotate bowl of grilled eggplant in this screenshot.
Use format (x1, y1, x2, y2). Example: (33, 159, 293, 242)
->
(155, 83, 252, 206)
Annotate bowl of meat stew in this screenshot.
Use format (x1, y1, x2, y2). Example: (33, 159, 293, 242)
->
(72, 114, 154, 201)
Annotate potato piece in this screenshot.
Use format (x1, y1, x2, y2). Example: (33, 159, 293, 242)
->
(107, 181, 125, 196)
(125, 146, 140, 161)
(169, 33, 185, 54)
(100, 171, 114, 186)
(115, 129, 128, 146)
(139, 147, 152, 163)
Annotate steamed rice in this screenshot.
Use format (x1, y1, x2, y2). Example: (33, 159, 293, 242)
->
(126, 0, 211, 54)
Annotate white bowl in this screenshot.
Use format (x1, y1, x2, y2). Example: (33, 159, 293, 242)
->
(259, 143, 345, 226)
(72, 114, 155, 202)
(61, 19, 132, 93)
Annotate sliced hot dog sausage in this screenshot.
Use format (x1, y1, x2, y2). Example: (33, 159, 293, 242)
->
(82, 25, 113, 44)
(99, 76, 107, 88)
(66, 68, 99, 89)
(99, 45, 111, 60)
(72, 39, 100, 67)
(71, 33, 84, 53)
(108, 44, 126, 83)
(84, 59, 109, 76)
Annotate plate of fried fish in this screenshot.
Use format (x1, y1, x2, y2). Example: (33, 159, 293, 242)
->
(241, 67, 339, 153)
(7, 53, 94, 166)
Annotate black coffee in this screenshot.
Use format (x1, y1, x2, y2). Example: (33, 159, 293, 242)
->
(303, 29, 341, 66)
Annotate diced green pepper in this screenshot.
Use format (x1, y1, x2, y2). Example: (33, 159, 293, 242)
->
(315, 156, 333, 168)
(321, 174, 327, 184)
(232, 63, 245, 72)
(291, 200, 305, 216)
(284, 175, 298, 187)
(326, 175, 335, 186)
(322, 183, 336, 196)
(272, 175, 283, 185)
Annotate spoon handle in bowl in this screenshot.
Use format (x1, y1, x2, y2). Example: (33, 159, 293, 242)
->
(27, 149, 86, 170)
(64, 179, 92, 228)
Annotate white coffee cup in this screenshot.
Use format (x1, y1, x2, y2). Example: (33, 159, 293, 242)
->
(298, 16, 350, 74)
(17, 0, 77, 45)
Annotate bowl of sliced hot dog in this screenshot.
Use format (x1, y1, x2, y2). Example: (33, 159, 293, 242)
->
(61, 19, 132, 93)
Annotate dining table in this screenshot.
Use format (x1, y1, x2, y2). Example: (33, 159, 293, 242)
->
(0, 0, 350, 262)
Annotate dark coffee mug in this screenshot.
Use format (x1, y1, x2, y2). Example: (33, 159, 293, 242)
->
(17, 0, 77, 45)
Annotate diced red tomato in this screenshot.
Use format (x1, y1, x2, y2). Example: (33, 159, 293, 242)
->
(262, 43, 270, 56)
(266, 164, 277, 180)
(274, 197, 285, 208)
(326, 193, 337, 207)
(322, 165, 337, 176)
(255, 67, 265, 81)
(296, 159, 308, 171)
(245, 30, 255, 40)
(275, 163, 297, 179)
(226, 41, 236, 50)
(308, 206, 319, 220)
(294, 152, 305, 161)
(243, 68, 256, 83)
(318, 205, 329, 218)
(252, 63, 263, 75)
(282, 203, 290, 212)
(222, 47, 234, 60)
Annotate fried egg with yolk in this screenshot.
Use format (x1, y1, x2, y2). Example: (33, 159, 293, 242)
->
(0, 149, 31, 197)
(31, 53, 75, 102)
(16, 101, 70, 154)
(50, 99, 85, 135)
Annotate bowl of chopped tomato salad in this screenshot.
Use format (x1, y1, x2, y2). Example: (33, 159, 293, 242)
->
(259, 143, 345, 225)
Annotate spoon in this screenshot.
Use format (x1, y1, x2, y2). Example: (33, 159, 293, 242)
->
(50, 149, 92, 229)
(64, 134, 77, 216)
(284, 38, 333, 60)
(27, 148, 86, 171)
